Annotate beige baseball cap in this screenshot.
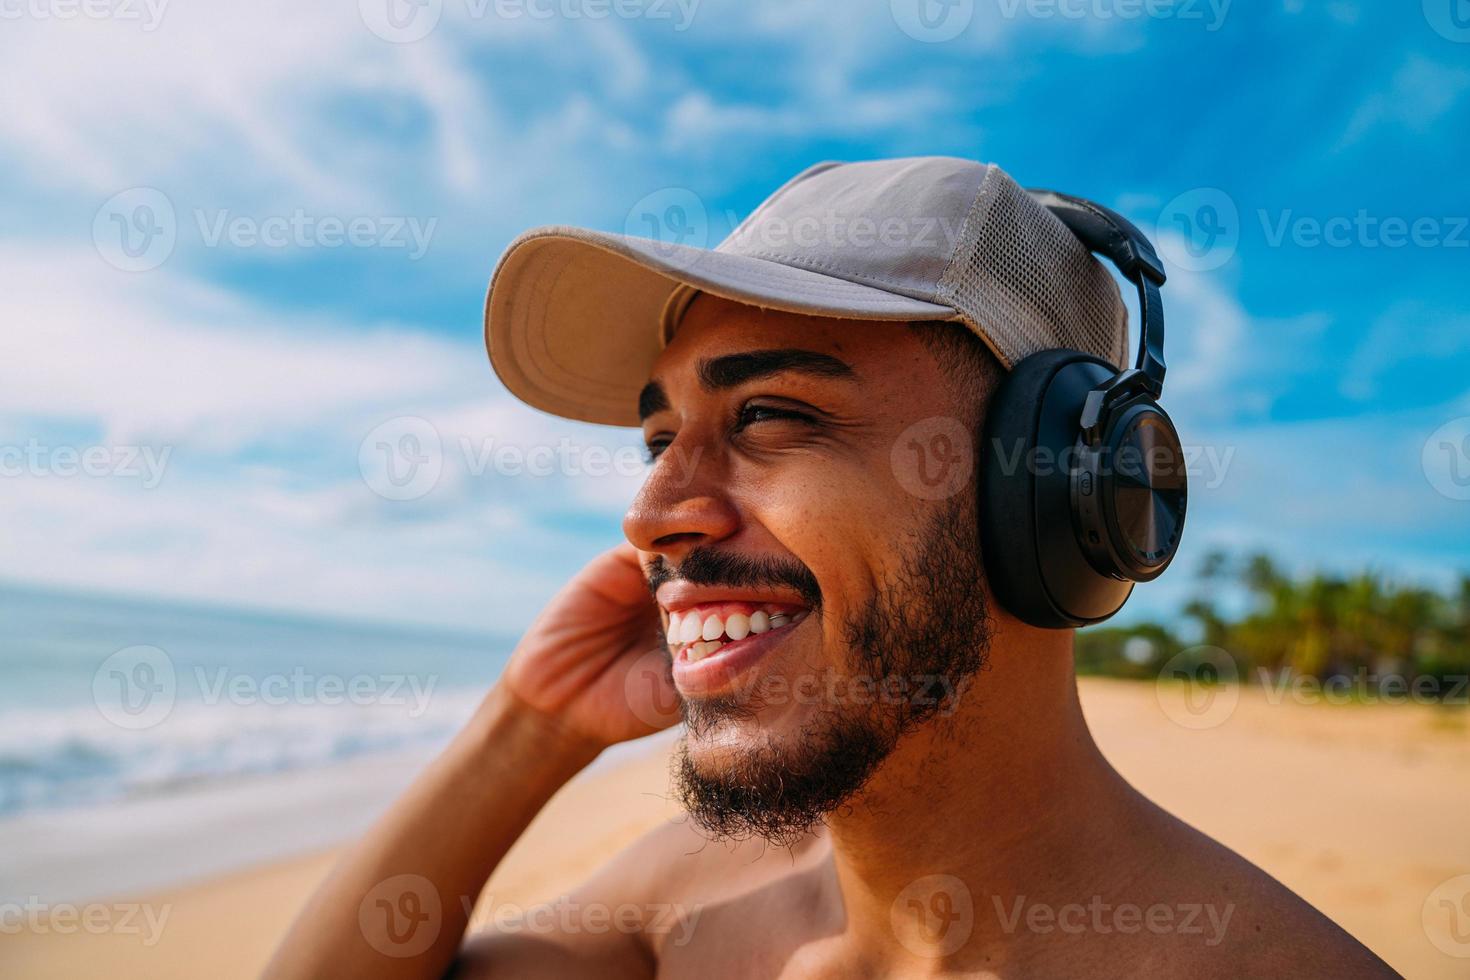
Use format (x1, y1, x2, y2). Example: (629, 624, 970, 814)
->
(484, 157, 1128, 427)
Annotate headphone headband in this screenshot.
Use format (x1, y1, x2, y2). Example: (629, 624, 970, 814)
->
(1027, 188, 1168, 399)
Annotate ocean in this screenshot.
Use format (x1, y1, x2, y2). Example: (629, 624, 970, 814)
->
(0, 583, 512, 821)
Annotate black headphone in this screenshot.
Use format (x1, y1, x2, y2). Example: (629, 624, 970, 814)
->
(978, 190, 1187, 629)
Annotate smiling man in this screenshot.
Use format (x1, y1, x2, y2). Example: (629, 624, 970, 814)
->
(268, 158, 1393, 978)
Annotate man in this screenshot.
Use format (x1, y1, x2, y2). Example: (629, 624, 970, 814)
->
(268, 158, 1393, 977)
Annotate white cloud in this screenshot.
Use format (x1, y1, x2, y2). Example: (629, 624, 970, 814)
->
(1338, 55, 1470, 149)
(1120, 230, 1329, 426)
(0, 244, 483, 451)
(0, 0, 517, 213)
(662, 86, 952, 152)
(0, 241, 642, 630)
(1339, 301, 1470, 402)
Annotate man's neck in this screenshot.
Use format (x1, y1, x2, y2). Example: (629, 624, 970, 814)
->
(824, 622, 1147, 969)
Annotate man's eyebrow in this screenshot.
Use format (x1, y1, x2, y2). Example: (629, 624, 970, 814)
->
(697, 349, 856, 390)
(637, 349, 856, 421)
(638, 381, 669, 421)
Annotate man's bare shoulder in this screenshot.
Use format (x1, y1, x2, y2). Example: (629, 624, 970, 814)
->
(1122, 805, 1397, 979)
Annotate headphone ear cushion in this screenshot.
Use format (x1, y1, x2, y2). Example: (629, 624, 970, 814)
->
(979, 349, 1133, 629)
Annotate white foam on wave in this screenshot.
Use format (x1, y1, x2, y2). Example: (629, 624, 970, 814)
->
(0, 687, 486, 817)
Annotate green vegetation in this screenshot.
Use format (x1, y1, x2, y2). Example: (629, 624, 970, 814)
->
(1076, 551, 1470, 702)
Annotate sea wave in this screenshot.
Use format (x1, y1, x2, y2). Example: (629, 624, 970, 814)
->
(0, 687, 485, 818)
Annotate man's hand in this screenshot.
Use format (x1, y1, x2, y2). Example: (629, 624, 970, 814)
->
(502, 542, 678, 748)
(265, 543, 674, 980)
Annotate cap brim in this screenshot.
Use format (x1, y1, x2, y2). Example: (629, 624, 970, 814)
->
(484, 226, 958, 427)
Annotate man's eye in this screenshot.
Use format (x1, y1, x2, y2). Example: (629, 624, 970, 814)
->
(736, 403, 815, 428)
(643, 438, 672, 463)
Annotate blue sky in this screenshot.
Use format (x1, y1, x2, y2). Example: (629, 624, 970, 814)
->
(2, 0, 1467, 631)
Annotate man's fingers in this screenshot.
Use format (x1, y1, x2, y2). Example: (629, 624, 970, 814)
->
(578, 542, 658, 608)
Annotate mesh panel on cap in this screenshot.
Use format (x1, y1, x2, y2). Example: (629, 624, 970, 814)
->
(938, 166, 1128, 369)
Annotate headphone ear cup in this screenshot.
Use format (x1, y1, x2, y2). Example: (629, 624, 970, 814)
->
(979, 350, 1135, 629)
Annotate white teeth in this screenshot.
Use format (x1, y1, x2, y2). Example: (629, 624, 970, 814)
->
(688, 640, 723, 662)
(669, 606, 806, 654)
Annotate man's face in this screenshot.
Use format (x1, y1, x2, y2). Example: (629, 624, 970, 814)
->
(624, 294, 993, 843)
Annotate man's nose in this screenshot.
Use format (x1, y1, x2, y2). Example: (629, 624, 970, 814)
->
(622, 441, 738, 561)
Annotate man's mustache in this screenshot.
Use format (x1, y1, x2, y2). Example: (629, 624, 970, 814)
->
(645, 547, 823, 610)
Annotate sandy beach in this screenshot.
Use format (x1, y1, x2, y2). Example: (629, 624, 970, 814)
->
(4, 679, 1468, 979)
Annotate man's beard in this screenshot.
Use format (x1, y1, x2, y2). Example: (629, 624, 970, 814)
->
(672, 496, 993, 846)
